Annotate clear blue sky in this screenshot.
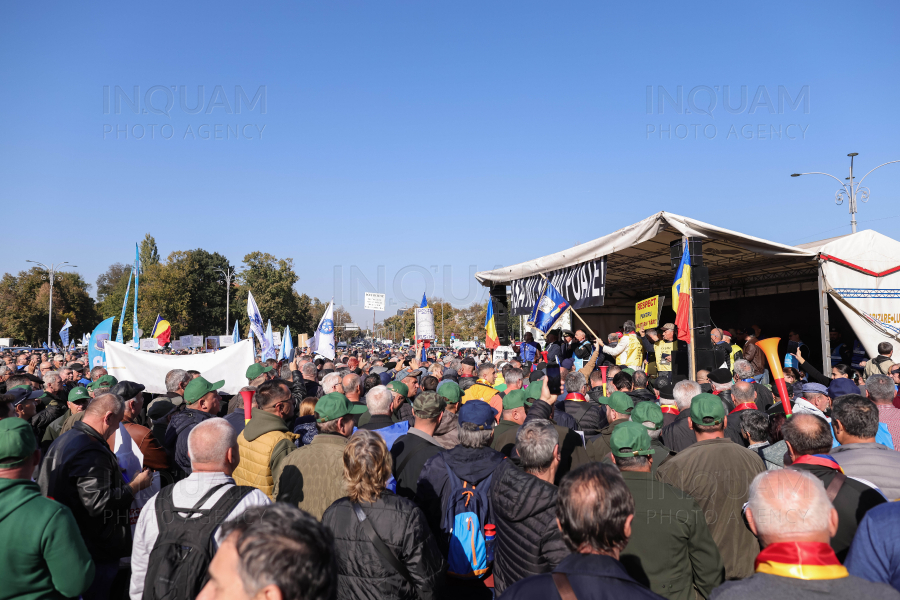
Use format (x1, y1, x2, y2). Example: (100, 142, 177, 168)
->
(2, 1, 899, 328)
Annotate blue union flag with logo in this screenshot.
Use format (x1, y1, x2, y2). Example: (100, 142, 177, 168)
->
(527, 281, 569, 334)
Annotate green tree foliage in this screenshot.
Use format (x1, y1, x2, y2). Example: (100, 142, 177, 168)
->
(139, 234, 160, 270)
(235, 252, 313, 337)
(0, 267, 99, 345)
(378, 299, 489, 345)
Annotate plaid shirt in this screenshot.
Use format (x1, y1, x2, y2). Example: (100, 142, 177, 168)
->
(878, 403, 900, 450)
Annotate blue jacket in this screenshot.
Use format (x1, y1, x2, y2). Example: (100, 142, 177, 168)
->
(499, 552, 666, 600)
(846, 501, 900, 590)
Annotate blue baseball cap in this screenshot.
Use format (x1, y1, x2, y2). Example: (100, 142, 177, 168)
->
(7, 386, 43, 407)
(828, 378, 860, 399)
(560, 358, 575, 370)
(802, 382, 829, 396)
(458, 399, 497, 430)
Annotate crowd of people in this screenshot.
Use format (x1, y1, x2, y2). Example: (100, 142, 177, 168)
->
(2, 320, 900, 600)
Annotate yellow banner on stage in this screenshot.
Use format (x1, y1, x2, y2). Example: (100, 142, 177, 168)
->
(635, 295, 660, 330)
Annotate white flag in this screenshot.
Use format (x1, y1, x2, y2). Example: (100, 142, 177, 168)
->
(310, 301, 336, 360)
(247, 292, 268, 344)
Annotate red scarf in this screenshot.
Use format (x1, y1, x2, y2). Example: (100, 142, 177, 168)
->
(564, 393, 586, 402)
(660, 405, 679, 415)
(730, 402, 757, 414)
(791, 454, 844, 473)
(755, 542, 848, 580)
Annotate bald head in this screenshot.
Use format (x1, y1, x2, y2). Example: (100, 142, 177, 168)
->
(188, 418, 238, 469)
(747, 469, 837, 545)
(732, 381, 757, 403)
(84, 393, 124, 420)
(782, 413, 834, 457)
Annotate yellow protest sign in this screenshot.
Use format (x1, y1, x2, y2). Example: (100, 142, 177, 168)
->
(635, 295, 659, 330)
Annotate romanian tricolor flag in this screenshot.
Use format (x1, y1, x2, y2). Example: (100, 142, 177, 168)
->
(151, 314, 171, 346)
(671, 245, 692, 343)
(754, 542, 848, 580)
(484, 300, 500, 350)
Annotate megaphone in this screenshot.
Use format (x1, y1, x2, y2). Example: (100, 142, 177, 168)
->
(600, 365, 609, 397)
(756, 337, 792, 415)
(240, 389, 257, 424)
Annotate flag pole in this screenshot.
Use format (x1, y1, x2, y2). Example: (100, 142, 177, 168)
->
(538, 274, 600, 341)
(683, 236, 697, 382)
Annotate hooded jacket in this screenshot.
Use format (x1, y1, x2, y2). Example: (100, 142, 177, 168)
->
(165, 407, 218, 474)
(232, 408, 299, 499)
(0, 478, 95, 600)
(432, 409, 460, 449)
(490, 460, 568, 595)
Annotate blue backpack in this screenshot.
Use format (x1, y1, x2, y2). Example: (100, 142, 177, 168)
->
(441, 461, 493, 579)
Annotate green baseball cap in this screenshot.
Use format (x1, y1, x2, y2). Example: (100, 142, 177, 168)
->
(88, 374, 118, 391)
(631, 402, 664, 430)
(437, 381, 461, 404)
(525, 382, 544, 406)
(600, 391, 634, 415)
(0, 418, 37, 468)
(315, 392, 367, 423)
(412, 391, 445, 419)
(610, 421, 656, 458)
(184, 376, 225, 405)
(246, 363, 274, 380)
(68, 387, 91, 403)
(621, 367, 636, 376)
(690, 393, 726, 426)
(502, 389, 527, 411)
(388, 381, 408, 398)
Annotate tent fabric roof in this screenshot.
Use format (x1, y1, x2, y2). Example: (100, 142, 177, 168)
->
(475, 211, 817, 289)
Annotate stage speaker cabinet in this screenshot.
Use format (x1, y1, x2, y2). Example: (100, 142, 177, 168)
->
(669, 238, 705, 269)
(692, 266, 715, 370)
(489, 285, 510, 346)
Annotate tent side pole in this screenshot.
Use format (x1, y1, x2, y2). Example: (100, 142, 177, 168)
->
(817, 260, 831, 369)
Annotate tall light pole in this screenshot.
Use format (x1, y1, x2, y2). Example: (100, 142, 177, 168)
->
(792, 153, 900, 234)
(215, 267, 236, 335)
(26, 260, 76, 346)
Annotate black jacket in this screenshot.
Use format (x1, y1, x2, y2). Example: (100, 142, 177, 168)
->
(660, 411, 697, 453)
(525, 396, 576, 431)
(32, 401, 67, 441)
(390, 430, 443, 500)
(499, 552, 665, 600)
(557, 399, 606, 436)
(626, 388, 657, 404)
(790, 462, 887, 562)
(37, 421, 134, 562)
(490, 460, 567, 595)
(165, 408, 217, 474)
(322, 492, 445, 600)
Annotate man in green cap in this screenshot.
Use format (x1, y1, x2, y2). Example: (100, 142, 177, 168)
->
(390, 390, 447, 499)
(0, 418, 96, 600)
(276, 392, 366, 519)
(657, 393, 766, 580)
(165, 375, 224, 474)
(433, 381, 461, 449)
(88, 374, 118, 396)
(490, 389, 529, 455)
(609, 421, 724, 600)
(624, 401, 675, 478)
(586, 391, 635, 463)
(41, 387, 91, 451)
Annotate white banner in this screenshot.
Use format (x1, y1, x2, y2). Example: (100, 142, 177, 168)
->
(139, 338, 160, 351)
(415, 308, 436, 340)
(105, 339, 255, 394)
(364, 292, 386, 311)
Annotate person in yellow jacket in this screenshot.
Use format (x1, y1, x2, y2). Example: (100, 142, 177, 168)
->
(599, 321, 644, 369)
(461, 362, 504, 416)
(232, 379, 300, 500)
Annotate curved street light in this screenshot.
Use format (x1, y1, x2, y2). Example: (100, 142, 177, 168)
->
(214, 267, 237, 335)
(791, 153, 900, 233)
(26, 260, 77, 346)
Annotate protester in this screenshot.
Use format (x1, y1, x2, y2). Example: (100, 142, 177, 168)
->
(359, 384, 406, 432)
(863, 342, 895, 378)
(711, 469, 899, 600)
(610, 421, 724, 599)
(866, 374, 900, 449)
(41, 386, 90, 450)
(390, 391, 445, 500)
(732, 360, 774, 409)
(112, 380, 170, 470)
(165, 376, 224, 474)
(739, 410, 781, 470)
(231, 379, 299, 500)
(433, 381, 461, 449)
(659, 380, 700, 452)
(724, 381, 758, 446)
(277, 392, 366, 519)
(197, 503, 337, 600)
(8, 385, 41, 430)
(490, 389, 529, 455)
(782, 413, 886, 561)
(499, 462, 664, 600)
(39, 393, 155, 600)
(559, 371, 605, 435)
(32, 370, 66, 440)
(792, 382, 832, 419)
(162, 368, 191, 405)
(0, 417, 95, 600)
(845, 501, 900, 590)
(657, 394, 766, 580)
(131, 418, 270, 600)
(619, 400, 674, 478)
(322, 429, 445, 600)
(829, 394, 900, 500)
(599, 321, 643, 369)
(586, 392, 635, 462)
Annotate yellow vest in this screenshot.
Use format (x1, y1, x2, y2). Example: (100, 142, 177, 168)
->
(730, 344, 742, 366)
(616, 334, 644, 368)
(654, 340, 676, 372)
(462, 380, 499, 404)
(233, 429, 298, 500)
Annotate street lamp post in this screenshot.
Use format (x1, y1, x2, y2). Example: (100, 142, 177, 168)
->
(792, 153, 900, 234)
(26, 260, 76, 346)
(215, 267, 236, 335)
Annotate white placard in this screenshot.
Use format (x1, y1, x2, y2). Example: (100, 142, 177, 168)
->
(415, 308, 436, 340)
(364, 292, 386, 311)
(191, 335, 204, 347)
(171, 340, 183, 350)
(139, 338, 160, 351)
(218, 335, 234, 348)
(179, 335, 192, 347)
(272, 332, 282, 347)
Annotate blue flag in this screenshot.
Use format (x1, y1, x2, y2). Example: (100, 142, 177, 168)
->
(278, 326, 294, 361)
(264, 320, 276, 360)
(233, 319, 240, 345)
(527, 281, 570, 334)
(132, 243, 140, 350)
(60, 318, 72, 347)
(89, 317, 115, 369)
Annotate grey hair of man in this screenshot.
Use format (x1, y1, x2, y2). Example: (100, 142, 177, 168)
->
(188, 417, 238, 465)
(477, 362, 495, 380)
(866, 374, 895, 403)
(321, 372, 342, 394)
(673, 380, 701, 412)
(607, 333, 619, 344)
(165, 369, 190, 393)
(458, 421, 494, 449)
(279, 364, 292, 380)
(565, 371, 587, 395)
(747, 469, 833, 541)
(365, 385, 393, 416)
(43, 371, 61, 387)
(622, 320, 636, 334)
(710, 378, 733, 392)
(732, 381, 757, 403)
(516, 419, 559, 473)
(504, 368, 524, 388)
(301, 362, 318, 379)
(733, 359, 755, 381)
